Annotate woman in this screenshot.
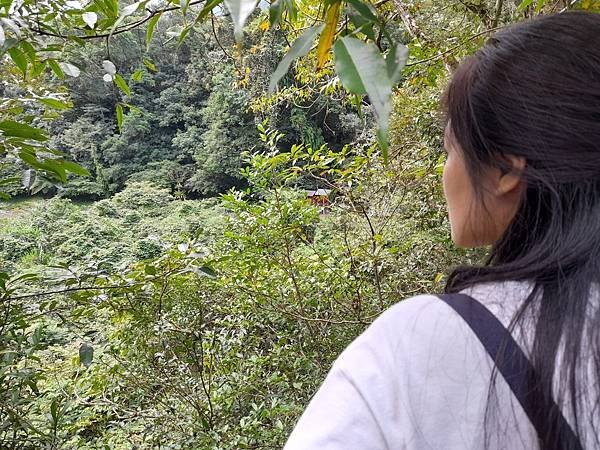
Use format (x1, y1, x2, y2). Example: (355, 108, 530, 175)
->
(284, 11, 600, 450)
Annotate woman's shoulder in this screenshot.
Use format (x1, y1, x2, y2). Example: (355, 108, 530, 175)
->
(337, 280, 535, 380)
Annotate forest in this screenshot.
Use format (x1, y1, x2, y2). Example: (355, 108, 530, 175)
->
(0, 0, 596, 448)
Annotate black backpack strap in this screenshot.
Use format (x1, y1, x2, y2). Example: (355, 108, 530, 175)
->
(437, 293, 582, 450)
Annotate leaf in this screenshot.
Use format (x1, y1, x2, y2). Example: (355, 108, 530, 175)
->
(385, 44, 408, 85)
(0, 24, 4, 47)
(62, 160, 90, 176)
(114, 73, 131, 96)
(102, 59, 116, 75)
(8, 47, 27, 75)
(132, 69, 144, 81)
(0, 121, 48, 141)
(82, 11, 97, 28)
(334, 37, 392, 160)
(146, 12, 161, 49)
(316, 0, 341, 70)
(48, 59, 65, 79)
(269, 0, 283, 26)
(59, 62, 80, 77)
(122, 0, 142, 16)
(195, 0, 223, 23)
(143, 58, 157, 72)
(517, 0, 534, 11)
(22, 169, 35, 189)
(223, 0, 258, 42)
(21, 41, 36, 61)
(346, 0, 378, 22)
(269, 24, 324, 92)
(116, 103, 124, 132)
(38, 98, 72, 110)
(197, 265, 217, 278)
(79, 343, 94, 367)
(109, 0, 144, 39)
(535, 0, 545, 12)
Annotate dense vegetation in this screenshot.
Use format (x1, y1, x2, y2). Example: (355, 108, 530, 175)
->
(1, 0, 597, 448)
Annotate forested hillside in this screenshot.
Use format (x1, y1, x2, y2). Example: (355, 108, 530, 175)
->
(1, 0, 596, 448)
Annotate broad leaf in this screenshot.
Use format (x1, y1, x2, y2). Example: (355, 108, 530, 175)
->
(385, 44, 408, 85)
(223, 0, 258, 42)
(82, 11, 97, 28)
(334, 36, 392, 159)
(114, 74, 131, 96)
(0, 121, 48, 141)
(39, 98, 72, 110)
(62, 160, 90, 176)
(316, 1, 340, 70)
(79, 343, 94, 367)
(195, 0, 223, 23)
(59, 62, 81, 77)
(346, 0, 378, 22)
(269, 24, 324, 92)
(48, 59, 65, 79)
(146, 12, 161, 49)
(8, 47, 27, 75)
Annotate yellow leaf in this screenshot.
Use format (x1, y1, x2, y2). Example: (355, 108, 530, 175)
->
(316, 1, 341, 71)
(259, 19, 270, 31)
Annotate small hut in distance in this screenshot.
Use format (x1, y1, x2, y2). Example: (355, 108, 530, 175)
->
(305, 188, 332, 207)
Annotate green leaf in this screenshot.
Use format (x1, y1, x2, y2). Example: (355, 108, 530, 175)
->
(334, 36, 392, 160)
(385, 44, 408, 85)
(346, 0, 378, 22)
(8, 47, 27, 75)
(62, 160, 90, 176)
(79, 343, 94, 367)
(269, 0, 283, 26)
(0, 121, 48, 141)
(535, 0, 545, 12)
(517, 0, 534, 11)
(114, 73, 131, 96)
(48, 59, 65, 79)
(146, 12, 161, 49)
(116, 103, 124, 132)
(195, 0, 223, 23)
(38, 98, 72, 110)
(132, 69, 144, 81)
(197, 265, 217, 278)
(269, 24, 324, 92)
(143, 58, 157, 72)
(223, 0, 258, 42)
(20, 41, 36, 61)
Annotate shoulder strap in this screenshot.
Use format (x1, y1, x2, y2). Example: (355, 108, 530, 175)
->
(437, 293, 583, 450)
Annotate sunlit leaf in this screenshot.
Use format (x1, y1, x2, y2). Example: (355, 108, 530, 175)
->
(316, 1, 340, 70)
(59, 62, 81, 77)
(114, 74, 131, 96)
(146, 12, 162, 49)
(8, 47, 27, 75)
(82, 11, 97, 28)
(116, 103, 124, 132)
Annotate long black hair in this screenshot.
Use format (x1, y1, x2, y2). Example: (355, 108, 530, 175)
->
(443, 11, 600, 449)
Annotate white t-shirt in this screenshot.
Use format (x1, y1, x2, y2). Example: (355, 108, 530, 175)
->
(284, 281, 546, 450)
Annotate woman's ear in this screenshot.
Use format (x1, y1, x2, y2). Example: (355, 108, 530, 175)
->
(496, 155, 526, 196)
